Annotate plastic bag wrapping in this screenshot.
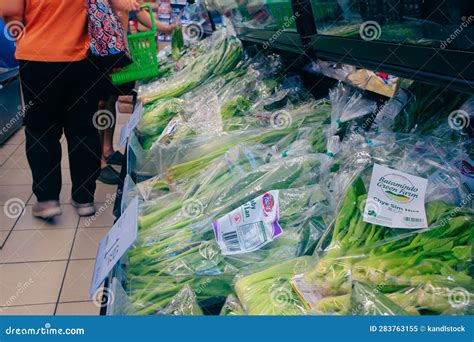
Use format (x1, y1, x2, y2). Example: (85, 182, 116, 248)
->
(135, 98, 185, 150)
(328, 132, 470, 208)
(125, 275, 233, 315)
(127, 131, 160, 179)
(121, 174, 138, 213)
(326, 82, 376, 156)
(145, 57, 281, 150)
(147, 124, 310, 192)
(316, 279, 474, 316)
(155, 285, 203, 315)
(309, 60, 356, 81)
(371, 88, 413, 133)
(220, 294, 245, 315)
(386, 83, 471, 137)
(136, 143, 276, 230)
(107, 277, 136, 315)
(136, 86, 331, 189)
(128, 154, 332, 281)
(431, 95, 474, 141)
(137, 151, 328, 236)
(149, 95, 332, 189)
(130, 184, 330, 279)
(138, 29, 227, 103)
(293, 135, 473, 316)
(138, 29, 242, 104)
(234, 257, 311, 315)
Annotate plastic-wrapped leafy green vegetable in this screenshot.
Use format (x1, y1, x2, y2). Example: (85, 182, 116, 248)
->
(234, 257, 310, 315)
(171, 27, 184, 61)
(129, 275, 233, 315)
(155, 285, 203, 315)
(136, 98, 184, 149)
(350, 281, 412, 315)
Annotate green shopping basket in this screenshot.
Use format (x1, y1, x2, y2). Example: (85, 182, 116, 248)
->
(111, 4, 159, 85)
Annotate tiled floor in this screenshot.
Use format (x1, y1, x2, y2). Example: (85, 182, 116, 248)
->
(0, 123, 126, 315)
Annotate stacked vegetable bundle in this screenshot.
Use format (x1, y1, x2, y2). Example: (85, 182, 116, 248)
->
(110, 29, 473, 316)
(122, 146, 332, 313)
(230, 135, 473, 316)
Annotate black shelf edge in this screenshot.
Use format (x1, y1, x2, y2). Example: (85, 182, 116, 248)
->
(233, 28, 305, 53)
(309, 35, 474, 94)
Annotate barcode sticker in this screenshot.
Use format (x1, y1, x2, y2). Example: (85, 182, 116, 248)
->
(212, 191, 282, 255)
(222, 231, 240, 251)
(403, 217, 423, 223)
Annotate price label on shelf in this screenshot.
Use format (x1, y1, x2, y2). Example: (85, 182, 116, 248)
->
(119, 103, 143, 146)
(89, 196, 139, 297)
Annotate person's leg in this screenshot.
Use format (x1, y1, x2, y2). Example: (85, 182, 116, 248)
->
(97, 95, 122, 185)
(61, 59, 102, 213)
(98, 95, 118, 168)
(19, 61, 64, 218)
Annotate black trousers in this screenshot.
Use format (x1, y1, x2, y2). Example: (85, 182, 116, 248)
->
(19, 59, 102, 203)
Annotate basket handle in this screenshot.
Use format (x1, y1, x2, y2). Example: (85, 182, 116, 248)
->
(139, 4, 157, 33)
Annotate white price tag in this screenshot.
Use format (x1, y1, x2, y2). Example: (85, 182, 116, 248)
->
(118, 121, 129, 147)
(119, 103, 143, 147)
(89, 196, 139, 297)
(364, 164, 428, 229)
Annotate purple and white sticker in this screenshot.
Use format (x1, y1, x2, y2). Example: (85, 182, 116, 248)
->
(212, 190, 282, 255)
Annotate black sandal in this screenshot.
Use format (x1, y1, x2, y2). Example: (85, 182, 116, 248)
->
(105, 151, 124, 166)
(98, 165, 121, 185)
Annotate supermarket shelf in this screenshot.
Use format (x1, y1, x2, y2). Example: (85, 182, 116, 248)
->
(209, 0, 474, 94)
(309, 35, 474, 94)
(233, 28, 306, 54)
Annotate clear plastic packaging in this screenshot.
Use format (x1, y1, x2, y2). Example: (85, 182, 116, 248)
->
(326, 82, 377, 155)
(127, 151, 331, 282)
(126, 275, 233, 315)
(234, 257, 311, 315)
(297, 135, 473, 316)
(220, 294, 246, 315)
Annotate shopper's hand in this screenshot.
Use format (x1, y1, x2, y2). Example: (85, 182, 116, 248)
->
(111, 0, 140, 11)
(128, 0, 140, 11)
